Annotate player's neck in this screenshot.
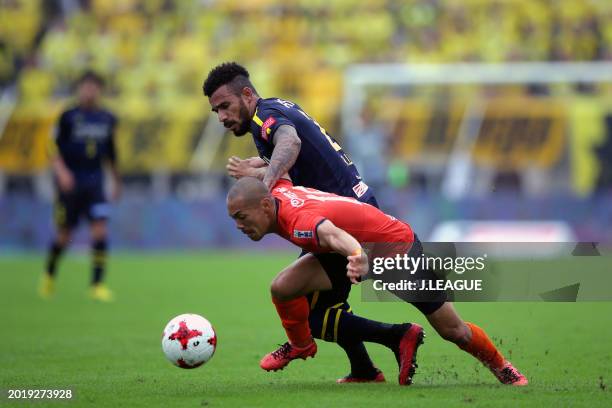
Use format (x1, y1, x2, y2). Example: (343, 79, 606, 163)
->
(269, 198, 280, 234)
(80, 101, 99, 111)
(248, 96, 261, 118)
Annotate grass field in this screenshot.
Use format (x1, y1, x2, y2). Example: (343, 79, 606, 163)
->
(1, 252, 611, 407)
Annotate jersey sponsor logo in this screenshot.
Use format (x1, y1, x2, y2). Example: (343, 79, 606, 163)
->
(261, 117, 276, 141)
(293, 229, 313, 239)
(352, 181, 369, 198)
(275, 187, 304, 207)
(73, 121, 111, 141)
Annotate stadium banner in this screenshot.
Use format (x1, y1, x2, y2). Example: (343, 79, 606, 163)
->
(390, 97, 568, 169)
(360, 242, 610, 302)
(0, 100, 222, 174)
(471, 98, 566, 169)
(0, 107, 58, 173)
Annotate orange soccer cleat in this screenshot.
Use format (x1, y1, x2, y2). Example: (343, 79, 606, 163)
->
(491, 361, 529, 386)
(259, 341, 317, 372)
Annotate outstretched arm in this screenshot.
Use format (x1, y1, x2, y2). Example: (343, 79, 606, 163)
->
(262, 125, 301, 190)
(316, 220, 368, 284)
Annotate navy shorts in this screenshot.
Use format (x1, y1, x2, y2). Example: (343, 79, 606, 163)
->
(54, 184, 109, 229)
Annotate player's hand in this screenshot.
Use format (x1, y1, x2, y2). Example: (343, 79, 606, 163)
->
(227, 156, 247, 179)
(111, 180, 122, 201)
(227, 156, 264, 179)
(244, 157, 267, 168)
(57, 169, 75, 193)
(347, 249, 368, 284)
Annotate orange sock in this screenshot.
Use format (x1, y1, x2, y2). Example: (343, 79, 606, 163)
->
(272, 296, 312, 347)
(458, 322, 505, 370)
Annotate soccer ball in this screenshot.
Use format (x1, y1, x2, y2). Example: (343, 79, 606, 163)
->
(161, 313, 217, 369)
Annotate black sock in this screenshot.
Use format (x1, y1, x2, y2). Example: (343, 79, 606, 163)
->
(309, 306, 378, 377)
(91, 239, 107, 284)
(328, 307, 407, 349)
(338, 341, 379, 378)
(309, 303, 410, 376)
(335, 312, 412, 367)
(45, 241, 65, 277)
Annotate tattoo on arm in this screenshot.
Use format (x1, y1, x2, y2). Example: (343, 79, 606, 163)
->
(263, 125, 301, 189)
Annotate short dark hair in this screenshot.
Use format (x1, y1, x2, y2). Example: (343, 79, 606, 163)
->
(203, 62, 257, 97)
(77, 70, 105, 88)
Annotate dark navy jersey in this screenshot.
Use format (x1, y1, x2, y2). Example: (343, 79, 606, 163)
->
(55, 106, 117, 186)
(250, 97, 373, 203)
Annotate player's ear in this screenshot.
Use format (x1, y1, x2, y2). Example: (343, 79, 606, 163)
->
(261, 196, 274, 212)
(241, 87, 252, 98)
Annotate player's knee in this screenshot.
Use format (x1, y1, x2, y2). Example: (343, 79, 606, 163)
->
(90, 221, 108, 241)
(56, 229, 72, 247)
(270, 275, 293, 301)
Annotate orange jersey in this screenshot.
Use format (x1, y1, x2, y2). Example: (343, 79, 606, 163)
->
(272, 180, 414, 253)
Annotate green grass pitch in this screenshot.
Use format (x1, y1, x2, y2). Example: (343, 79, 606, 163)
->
(1, 252, 610, 407)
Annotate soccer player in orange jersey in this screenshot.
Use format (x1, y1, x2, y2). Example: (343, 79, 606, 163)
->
(226, 176, 528, 386)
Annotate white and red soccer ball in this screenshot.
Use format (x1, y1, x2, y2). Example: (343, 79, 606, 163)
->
(162, 314, 216, 369)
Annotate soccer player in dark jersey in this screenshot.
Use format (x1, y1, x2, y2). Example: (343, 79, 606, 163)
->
(226, 177, 529, 386)
(204, 62, 405, 383)
(39, 70, 121, 302)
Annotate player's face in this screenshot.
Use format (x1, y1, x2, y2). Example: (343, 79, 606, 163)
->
(78, 80, 102, 107)
(209, 85, 252, 137)
(227, 197, 273, 241)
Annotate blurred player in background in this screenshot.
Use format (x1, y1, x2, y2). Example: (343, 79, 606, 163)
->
(204, 62, 411, 383)
(39, 70, 121, 302)
(227, 176, 528, 386)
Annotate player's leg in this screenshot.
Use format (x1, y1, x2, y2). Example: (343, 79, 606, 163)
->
(39, 192, 77, 298)
(424, 302, 528, 386)
(88, 219, 113, 301)
(309, 253, 423, 385)
(260, 253, 330, 371)
(335, 342, 384, 383)
(309, 303, 415, 383)
(45, 227, 72, 278)
(393, 235, 526, 385)
(87, 187, 113, 301)
(309, 304, 381, 382)
(263, 254, 417, 376)
(268, 253, 332, 346)
(299, 251, 382, 382)
(328, 307, 423, 385)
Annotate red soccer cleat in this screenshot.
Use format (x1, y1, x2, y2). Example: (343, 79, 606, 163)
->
(397, 323, 425, 385)
(491, 361, 529, 386)
(260, 341, 317, 371)
(336, 369, 386, 384)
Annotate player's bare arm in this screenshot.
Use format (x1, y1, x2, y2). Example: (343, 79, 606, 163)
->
(316, 220, 368, 284)
(51, 155, 74, 193)
(107, 161, 122, 201)
(262, 125, 301, 190)
(227, 156, 268, 180)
